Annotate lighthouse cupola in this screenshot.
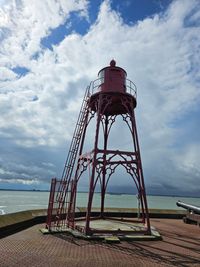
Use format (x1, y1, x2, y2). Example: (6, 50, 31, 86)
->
(98, 60, 127, 93)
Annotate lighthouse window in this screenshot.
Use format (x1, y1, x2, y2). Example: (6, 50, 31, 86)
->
(99, 70, 105, 84)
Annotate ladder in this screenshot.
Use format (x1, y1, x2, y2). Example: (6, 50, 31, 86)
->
(52, 86, 91, 226)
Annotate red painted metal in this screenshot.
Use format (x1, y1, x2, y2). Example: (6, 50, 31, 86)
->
(46, 178, 56, 229)
(46, 60, 151, 235)
(98, 59, 127, 93)
(46, 87, 90, 230)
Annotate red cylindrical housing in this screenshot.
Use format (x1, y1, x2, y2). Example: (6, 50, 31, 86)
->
(98, 60, 127, 93)
(90, 60, 136, 115)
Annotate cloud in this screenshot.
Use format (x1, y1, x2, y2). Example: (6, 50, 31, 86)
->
(0, 0, 89, 62)
(0, 0, 89, 147)
(0, 67, 17, 81)
(0, 178, 39, 185)
(0, 0, 200, 195)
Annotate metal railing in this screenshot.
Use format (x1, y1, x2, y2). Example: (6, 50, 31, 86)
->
(88, 77, 137, 98)
(126, 78, 137, 98)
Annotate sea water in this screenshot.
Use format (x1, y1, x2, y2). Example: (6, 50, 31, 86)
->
(0, 190, 200, 215)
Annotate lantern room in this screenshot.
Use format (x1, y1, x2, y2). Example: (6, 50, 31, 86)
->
(89, 60, 137, 115)
(98, 59, 127, 93)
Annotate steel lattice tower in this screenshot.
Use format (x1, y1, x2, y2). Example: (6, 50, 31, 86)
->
(46, 60, 151, 236)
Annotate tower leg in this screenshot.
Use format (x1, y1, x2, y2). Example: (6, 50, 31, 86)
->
(100, 115, 109, 218)
(131, 111, 151, 233)
(85, 99, 102, 234)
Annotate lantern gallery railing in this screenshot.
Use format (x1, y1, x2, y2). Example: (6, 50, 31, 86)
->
(89, 77, 137, 98)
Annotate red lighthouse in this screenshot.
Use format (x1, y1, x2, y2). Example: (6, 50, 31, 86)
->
(46, 60, 151, 237)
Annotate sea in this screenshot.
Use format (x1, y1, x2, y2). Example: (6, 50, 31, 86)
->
(0, 190, 200, 215)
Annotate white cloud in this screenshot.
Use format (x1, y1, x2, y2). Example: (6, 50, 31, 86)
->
(0, 0, 199, 193)
(0, 0, 89, 66)
(0, 157, 56, 182)
(0, 67, 17, 81)
(0, 0, 89, 147)
(0, 178, 39, 185)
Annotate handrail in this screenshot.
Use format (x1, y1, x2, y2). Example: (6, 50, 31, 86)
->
(126, 78, 137, 98)
(88, 77, 137, 98)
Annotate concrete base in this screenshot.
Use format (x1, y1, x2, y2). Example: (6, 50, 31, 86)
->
(40, 219, 162, 242)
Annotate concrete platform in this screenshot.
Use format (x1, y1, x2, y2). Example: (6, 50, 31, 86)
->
(1, 219, 200, 267)
(41, 218, 161, 241)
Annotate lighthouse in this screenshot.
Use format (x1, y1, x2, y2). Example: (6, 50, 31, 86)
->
(46, 60, 151, 237)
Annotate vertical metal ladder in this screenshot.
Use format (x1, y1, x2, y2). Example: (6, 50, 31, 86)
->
(61, 86, 90, 184)
(48, 86, 91, 228)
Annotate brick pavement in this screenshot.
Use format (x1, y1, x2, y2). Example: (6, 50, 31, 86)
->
(0, 219, 199, 267)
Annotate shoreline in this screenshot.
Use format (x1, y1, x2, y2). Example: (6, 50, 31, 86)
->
(0, 189, 199, 198)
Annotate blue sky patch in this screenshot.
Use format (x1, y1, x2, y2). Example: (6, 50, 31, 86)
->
(12, 66, 30, 76)
(41, 11, 90, 50)
(88, 0, 102, 23)
(110, 0, 172, 25)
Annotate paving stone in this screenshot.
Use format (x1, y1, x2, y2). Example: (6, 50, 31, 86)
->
(0, 219, 200, 267)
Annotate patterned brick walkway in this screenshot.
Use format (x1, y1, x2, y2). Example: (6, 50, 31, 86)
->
(0, 219, 199, 267)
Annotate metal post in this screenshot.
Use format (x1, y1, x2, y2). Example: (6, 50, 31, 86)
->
(46, 178, 56, 230)
(85, 95, 102, 234)
(101, 115, 109, 218)
(131, 112, 151, 233)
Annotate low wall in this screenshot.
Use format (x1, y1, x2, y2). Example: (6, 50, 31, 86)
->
(0, 209, 47, 238)
(0, 208, 186, 238)
(78, 207, 186, 219)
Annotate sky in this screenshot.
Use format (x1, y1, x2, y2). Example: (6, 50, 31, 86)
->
(0, 0, 200, 196)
